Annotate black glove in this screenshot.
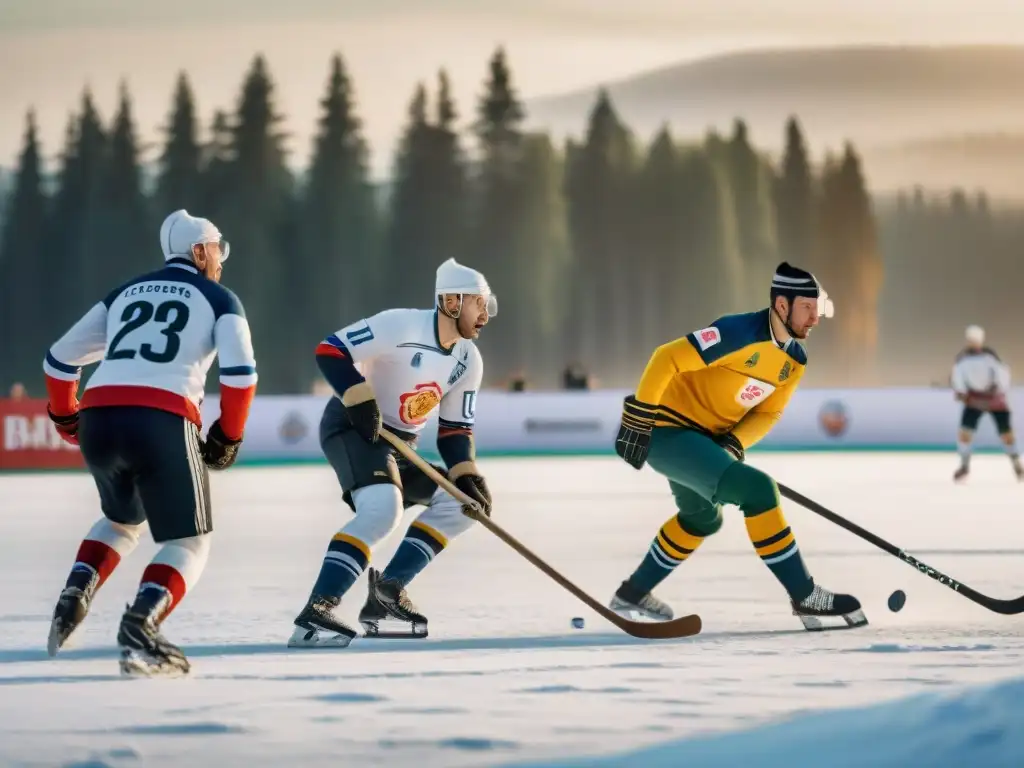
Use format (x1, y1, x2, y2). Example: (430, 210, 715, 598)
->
(615, 395, 657, 469)
(202, 420, 242, 470)
(47, 406, 80, 445)
(341, 383, 381, 443)
(713, 432, 745, 462)
(454, 473, 492, 518)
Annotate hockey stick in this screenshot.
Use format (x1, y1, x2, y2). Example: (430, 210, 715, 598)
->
(778, 482, 1024, 615)
(379, 430, 702, 639)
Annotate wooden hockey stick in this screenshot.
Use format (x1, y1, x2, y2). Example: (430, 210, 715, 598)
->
(380, 430, 702, 640)
(779, 482, 1024, 615)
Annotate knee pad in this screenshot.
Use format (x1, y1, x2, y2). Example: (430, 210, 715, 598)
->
(343, 484, 404, 549)
(413, 488, 475, 545)
(715, 462, 780, 517)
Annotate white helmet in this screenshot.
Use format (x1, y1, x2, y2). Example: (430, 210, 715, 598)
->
(159, 209, 230, 262)
(435, 258, 497, 316)
(965, 324, 985, 345)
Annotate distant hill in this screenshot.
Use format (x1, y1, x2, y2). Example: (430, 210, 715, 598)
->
(525, 45, 1024, 197)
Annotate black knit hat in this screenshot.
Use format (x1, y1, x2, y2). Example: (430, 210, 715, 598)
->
(770, 262, 834, 317)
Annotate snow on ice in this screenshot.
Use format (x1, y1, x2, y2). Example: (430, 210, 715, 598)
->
(1, 453, 1023, 767)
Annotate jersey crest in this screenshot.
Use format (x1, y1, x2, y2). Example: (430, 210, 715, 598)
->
(398, 382, 443, 425)
(779, 361, 791, 382)
(744, 352, 760, 368)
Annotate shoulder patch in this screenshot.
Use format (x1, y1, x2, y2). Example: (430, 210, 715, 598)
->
(694, 327, 721, 351)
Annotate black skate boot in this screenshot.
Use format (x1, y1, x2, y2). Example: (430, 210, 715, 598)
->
(954, 463, 969, 483)
(47, 564, 99, 657)
(608, 580, 674, 621)
(359, 568, 428, 639)
(288, 594, 359, 648)
(117, 586, 190, 677)
(792, 583, 868, 631)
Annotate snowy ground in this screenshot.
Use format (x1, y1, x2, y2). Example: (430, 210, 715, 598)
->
(1, 453, 1023, 767)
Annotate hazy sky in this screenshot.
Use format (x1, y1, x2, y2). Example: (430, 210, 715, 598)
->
(3, 0, 1023, 178)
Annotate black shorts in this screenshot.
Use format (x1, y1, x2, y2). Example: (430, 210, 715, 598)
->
(78, 406, 212, 543)
(319, 398, 442, 511)
(961, 407, 1013, 434)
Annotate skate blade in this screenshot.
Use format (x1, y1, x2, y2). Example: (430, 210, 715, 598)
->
(798, 608, 869, 632)
(360, 619, 428, 639)
(119, 650, 190, 678)
(286, 625, 356, 649)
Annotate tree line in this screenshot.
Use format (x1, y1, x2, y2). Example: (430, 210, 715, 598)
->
(1, 48, 885, 394)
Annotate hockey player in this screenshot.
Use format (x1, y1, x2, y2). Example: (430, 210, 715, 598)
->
(289, 258, 495, 647)
(610, 262, 866, 632)
(43, 209, 257, 675)
(951, 324, 1021, 482)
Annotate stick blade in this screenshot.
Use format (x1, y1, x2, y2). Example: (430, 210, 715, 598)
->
(613, 613, 702, 640)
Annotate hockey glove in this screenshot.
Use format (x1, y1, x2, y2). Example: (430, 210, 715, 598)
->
(713, 432, 745, 462)
(47, 406, 80, 446)
(341, 382, 381, 443)
(202, 420, 242, 470)
(615, 395, 657, 469)
(454, 473, 492, 518)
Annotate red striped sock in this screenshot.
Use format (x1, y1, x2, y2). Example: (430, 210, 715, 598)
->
(139, 563, 188, 618)
(70, 539, 122, 588)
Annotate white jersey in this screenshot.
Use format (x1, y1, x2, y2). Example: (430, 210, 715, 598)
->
(951, 347, 1010, 396)
(43, 260, 257, 425)
(328, 308, 482, 434)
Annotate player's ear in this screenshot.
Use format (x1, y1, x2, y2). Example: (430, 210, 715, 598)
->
(191, 243, 206, 270)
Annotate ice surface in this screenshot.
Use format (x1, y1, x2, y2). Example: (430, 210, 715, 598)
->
(1, 452, 1023, 767)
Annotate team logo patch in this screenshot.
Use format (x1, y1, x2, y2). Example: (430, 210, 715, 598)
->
(779, 361, 791, 381)
(735, 378, 776, 408)
(410, 352, 422, 368)
(448, 360, 467, 386)
(744, 352, 760, 368)
(695, 327, 721, 351)
(398, 382, 443, 425)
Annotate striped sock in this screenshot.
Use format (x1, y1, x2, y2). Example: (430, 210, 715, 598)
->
(311, 532, 370, 601)
(381, 521, 448, 587)
(744, 506, 813, 602)
(626, 515, 705, 596)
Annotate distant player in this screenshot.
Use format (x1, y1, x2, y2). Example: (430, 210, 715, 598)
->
(289, 259, 495, 647)
(43, 210, 257, 675)
(610, 262, 866, 632)
(951, 324, 1021, 482)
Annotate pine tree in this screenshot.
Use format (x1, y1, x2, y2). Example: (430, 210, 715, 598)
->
(199, 110, 233, 216)
(564, 90, 637, 383)
(0, 111, 49, 392)
(775, 117, 815, 269)
(218, 56, 294, 392)
(96, 83, 150, 288)
(470, 47, 528, 380)
(298, 53, 377, 387)
(156, 72, 202, 214)
(386, 75, 467, 313)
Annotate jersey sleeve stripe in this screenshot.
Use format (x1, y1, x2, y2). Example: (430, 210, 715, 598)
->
(324, 334, 346, 349)
(44, 351, 82, 380)
(220, 364, 256, 376)
(438, 417, 473, 431)
(315, 341, 348, 359)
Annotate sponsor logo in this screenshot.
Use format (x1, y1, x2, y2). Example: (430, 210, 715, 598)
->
(695, 327, 721, 351)
(819, 400, 849, 437)
(2, 415, 78, 451)
(448, 359, 467, 386)
(735, 378, 776, 408)
(398, 382, 442, 425)
(278, 411, 308, 445)
(744, 352, 760, 368)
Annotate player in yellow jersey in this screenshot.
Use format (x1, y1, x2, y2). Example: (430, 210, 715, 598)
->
(609, 262, 867, 632)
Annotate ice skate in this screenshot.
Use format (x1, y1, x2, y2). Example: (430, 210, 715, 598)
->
(47, 565, 99, 657)
(953, 464, 969, 483)
(792, 583, 867, 631)
(288, 595, 359, 648)
(1012, 457, 1023, 481)
(608, 580, 674, 622)
(359, 568, 428, 639)
(117, 587, 190, 677)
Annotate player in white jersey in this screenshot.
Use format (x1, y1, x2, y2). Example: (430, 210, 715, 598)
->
(289, 258, 494, 647)
(42, 209, 258, 675)
(951, 324, 1021, 482)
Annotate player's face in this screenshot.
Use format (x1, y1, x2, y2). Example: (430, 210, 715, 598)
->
(457, 294, 491, 339)
(788, 297, 820, 338)
(198, 242, 224, 283)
